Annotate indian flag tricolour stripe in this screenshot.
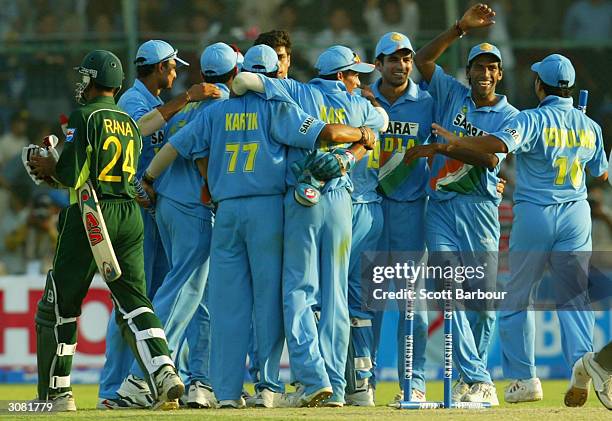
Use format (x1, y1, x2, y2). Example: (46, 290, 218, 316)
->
(430, 158, 484, 194)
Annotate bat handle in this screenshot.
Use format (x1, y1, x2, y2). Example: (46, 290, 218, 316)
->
(134, 179, 156, 217)
(578, 90, 588, 114)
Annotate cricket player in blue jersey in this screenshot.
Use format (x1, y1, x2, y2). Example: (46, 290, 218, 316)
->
(433, 53, 608, 404)
(98, 40, 220, 409)
(363, 32, 435, 405)
(141, 76, 378, 407)
(145, 42, 238, 409)
(238, 44, 286, 408)
(408, 3, 518, 405)
(233, 45, 387, 407)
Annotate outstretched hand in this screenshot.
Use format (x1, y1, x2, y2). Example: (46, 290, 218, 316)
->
(458, 3, 496, 31)
(188, 83, 221, 102)
(403, 144, 445, 166)
(431, 123, 462, 149)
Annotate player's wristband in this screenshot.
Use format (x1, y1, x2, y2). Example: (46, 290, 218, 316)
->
(142, 171, 156, 184)
(455, 20, 466, 38)
(358, 126, 375, 150)
(185, 90, 192, 103)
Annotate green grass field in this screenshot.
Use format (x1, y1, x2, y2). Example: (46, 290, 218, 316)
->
(1, 381, 609, 420)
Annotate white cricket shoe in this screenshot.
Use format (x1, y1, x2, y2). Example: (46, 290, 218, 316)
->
(116, 374, 154, 408)
(347, 386, 375, 407)
(245, 388, 290, 408)
(452, 378, 470, 402)
(387, 388, 425, 406)
(582, 352, 612, 410)
(565, 354, 592, 407)
(187, 380, 216, 408)
(96, 397, 139, 410)
(217, 397, 246, 409)
(44, 392, 76, 412)
(504, 378, 543, 403)
(461, 382, 499, 406)
(285, 384, 333, 407)
(152, 365, 184, 410)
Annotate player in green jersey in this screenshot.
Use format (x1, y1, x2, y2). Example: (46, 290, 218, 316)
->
(28, 50, 182, 411)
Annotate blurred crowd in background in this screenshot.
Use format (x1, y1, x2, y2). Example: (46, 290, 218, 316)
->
(0, 0, 611, 274)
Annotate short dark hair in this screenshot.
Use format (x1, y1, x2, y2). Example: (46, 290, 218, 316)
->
(203, 67, 237, 84)
(467, 54, 503, 72)
(254, 30, 292, 54)
(318, 72, 341, 81)
(376, 48, 413, 64)
(538, 76, 573, 98)
(136, 60, 170, 78)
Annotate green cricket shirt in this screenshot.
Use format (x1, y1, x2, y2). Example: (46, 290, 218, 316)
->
(55, 96, 143, 203)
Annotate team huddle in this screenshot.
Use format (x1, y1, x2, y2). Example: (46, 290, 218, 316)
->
(25, 3, 612, 412)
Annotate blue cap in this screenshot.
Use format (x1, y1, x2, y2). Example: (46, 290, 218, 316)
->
(375, 32, 414, 58)
(315, 45, 375, 75)
(236, 51, 244, 71)
(531, 54, 575, 88)
(243, 45, 279, 73)
(467, 43, 502, 65)
(200, 42, 238, 76)
(135, 40, 189, 67)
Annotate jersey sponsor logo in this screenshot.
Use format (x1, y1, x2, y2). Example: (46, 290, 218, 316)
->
(102, 119, 134, 137)
(299, 116, 315, 134)
(225, 112, 258, 131)
(150, 129, 164, 145)
(376, 121, 421, 195)
(384, 120, 419, 136)
(65, 128, 76, 143)
(452, 113, 488, 136)
(504, 127, 521, 144)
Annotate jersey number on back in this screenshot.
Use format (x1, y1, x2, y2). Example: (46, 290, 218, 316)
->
(225, 142, 259, 173)
(553, 156, 583, 189)
(99, 136, 136, 182)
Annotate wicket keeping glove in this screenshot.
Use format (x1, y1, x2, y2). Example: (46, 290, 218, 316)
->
(308, 148, 356, 181)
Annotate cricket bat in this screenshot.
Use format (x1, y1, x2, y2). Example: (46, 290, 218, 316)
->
(78, 180, 122, 282)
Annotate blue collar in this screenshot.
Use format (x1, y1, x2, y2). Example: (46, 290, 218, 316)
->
(466, 89, 510, 112)
(309, 78, 348, 93)
(371, 78, 420, 106)
(216, 83, 231, 99)
(539, 95, 573, 109)
(134, 79, 162, 105)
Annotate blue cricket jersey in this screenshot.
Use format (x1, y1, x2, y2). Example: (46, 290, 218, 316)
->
(494, 95, 607, 205)
(169, 93, 324, 202)
(427, 65, 519, 204)
(155, 83, 230, 220)
(371, 78, 434, 201)
(257, 76, 385, 195)
(117, 79, 165, 179)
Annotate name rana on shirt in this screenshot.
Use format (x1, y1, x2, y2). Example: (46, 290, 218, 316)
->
(103, 118, 134, 137)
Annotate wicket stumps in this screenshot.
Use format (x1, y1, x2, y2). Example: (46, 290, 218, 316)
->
(397, 275, 491, 410)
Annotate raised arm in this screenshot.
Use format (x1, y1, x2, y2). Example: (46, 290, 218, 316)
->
(232, 72, 265, 95)
(138, 83, 221, 136)
(432, 123, 507, 154)
(414, 3, 496, 82)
